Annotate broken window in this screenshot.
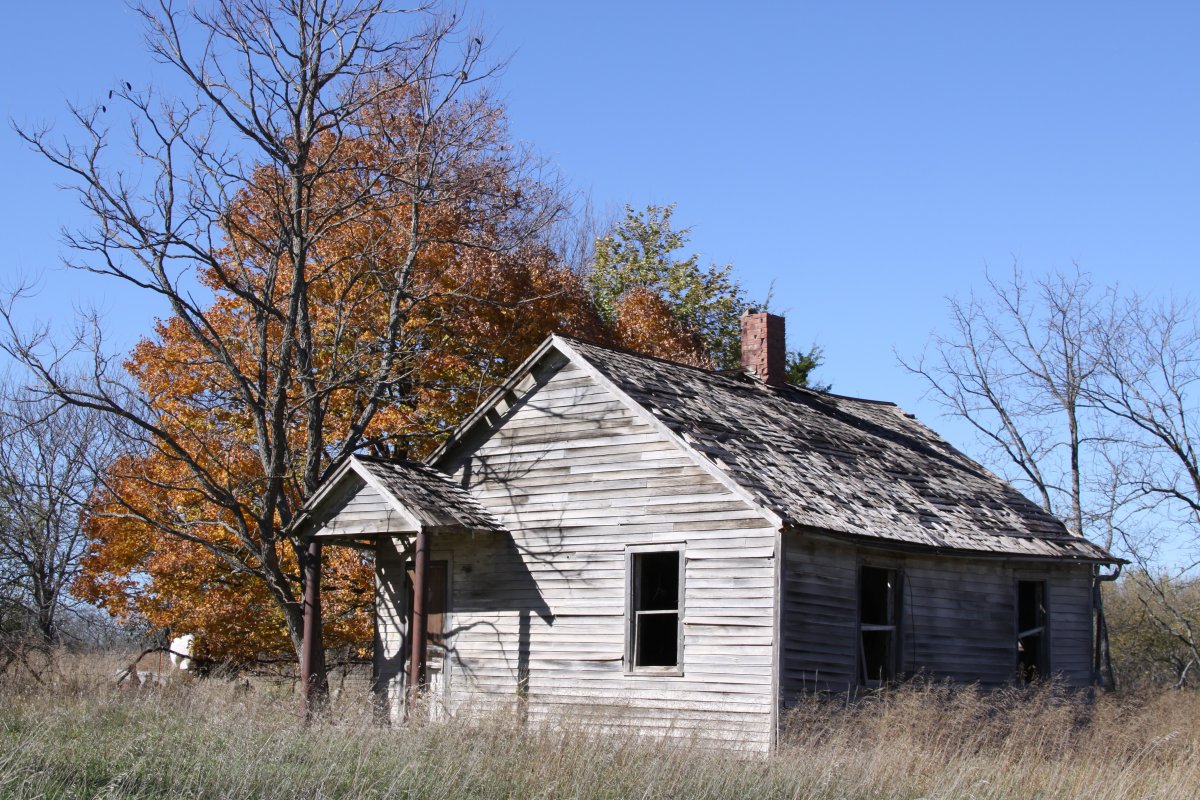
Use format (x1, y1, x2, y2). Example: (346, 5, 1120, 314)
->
(628, 549, 683, 671)
(1016, 580, 1047, 682)
(859, 566, 899, 686)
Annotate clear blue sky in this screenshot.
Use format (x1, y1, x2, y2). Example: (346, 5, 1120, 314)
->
(3, 1, 1198, 451)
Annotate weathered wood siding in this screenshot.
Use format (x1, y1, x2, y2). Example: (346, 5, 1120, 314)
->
(416, 352, 780, 751)
(780, 532, 1096, 702)
(312, 476, 411, 538)
(374, 536, 409, 720)
(779, 536, 858, 694)
(1042, 565, 1095, 687)
(903, 556, 1019, 685)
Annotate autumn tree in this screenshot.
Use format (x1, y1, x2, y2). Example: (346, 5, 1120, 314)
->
(3, 3, 823, 693)
(71, 146, 608, 664)
(1, 0, 599, 697)
(587, 204, 745, 369)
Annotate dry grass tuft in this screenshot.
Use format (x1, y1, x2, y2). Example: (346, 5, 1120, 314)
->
(1, 653, 1197, 799)
(778, 681, 1199, 799)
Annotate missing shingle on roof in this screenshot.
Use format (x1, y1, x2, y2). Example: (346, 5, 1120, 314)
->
(559, 337, 1113, 563)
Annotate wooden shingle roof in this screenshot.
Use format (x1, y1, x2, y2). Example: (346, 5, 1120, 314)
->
(560, 337, 1113, 562)
(293, 455, 503, 539)
(353, 456, 505, 533)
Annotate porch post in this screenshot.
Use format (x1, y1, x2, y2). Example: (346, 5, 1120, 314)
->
(301, 538, 326, 716)
(407, 528, 430, 713)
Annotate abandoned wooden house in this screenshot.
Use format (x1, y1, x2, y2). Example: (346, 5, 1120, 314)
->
(294, 312, 1120, 752)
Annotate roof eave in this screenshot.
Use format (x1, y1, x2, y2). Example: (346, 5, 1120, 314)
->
(786, 523, 1126, 565)
(289, 457, 366, 541)
(293, 455, 463, 541)
(427, 335, 563, 468)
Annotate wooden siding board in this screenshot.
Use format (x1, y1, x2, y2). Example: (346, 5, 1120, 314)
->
(778, 534, 1098, 699)
(779, 537, 858, 696)
(317, 479, 413, 536)
(373, 536, 409, 721)
(1045, 566, 1095, 686)
(422, 357, 779, 751)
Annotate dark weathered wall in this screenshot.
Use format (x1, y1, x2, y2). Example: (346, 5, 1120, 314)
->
(780, 532, 1096, 702)
(1041, 565, 1095, 687)
(779, 536, 858, 694)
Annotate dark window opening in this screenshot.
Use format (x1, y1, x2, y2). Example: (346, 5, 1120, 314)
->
(859, 566, 899, 686)
(630, 551, 681, 669)
(1017, 580, 1047, 682)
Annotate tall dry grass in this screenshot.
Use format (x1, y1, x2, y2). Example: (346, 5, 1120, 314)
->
(0, 653, 1197, 799)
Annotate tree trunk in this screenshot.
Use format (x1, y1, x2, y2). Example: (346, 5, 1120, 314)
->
(301, 539, 328, 715)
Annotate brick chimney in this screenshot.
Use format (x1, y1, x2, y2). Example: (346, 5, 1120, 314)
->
(741, 312, 786, 387)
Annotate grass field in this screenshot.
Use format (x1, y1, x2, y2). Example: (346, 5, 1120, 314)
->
(1, 654, 1197, 799)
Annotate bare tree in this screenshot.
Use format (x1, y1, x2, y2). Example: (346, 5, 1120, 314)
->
(900, 267, 1104, 539)
(2, 0, 566, 699)
(0, 384, 117, 644)
(1087, 296, 1200, 681)
(905, 267, 1200, 687)
(1103, 570, 1200, 689)
(1091, 296, 1200, 556)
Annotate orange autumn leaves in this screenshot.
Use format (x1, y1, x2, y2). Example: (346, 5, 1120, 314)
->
(75, 90, 711, 663)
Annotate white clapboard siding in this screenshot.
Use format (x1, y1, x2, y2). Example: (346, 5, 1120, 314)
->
(374, 536, 409, 721)
(398, 355, 782, 752)
(314, 476, 412, 537)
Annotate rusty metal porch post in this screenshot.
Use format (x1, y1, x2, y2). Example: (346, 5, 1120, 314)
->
(301, 538, 325, 716)
(407, 528, 430, 714)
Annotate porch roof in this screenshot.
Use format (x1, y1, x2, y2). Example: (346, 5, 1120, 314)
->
(292, 454, 504, 540)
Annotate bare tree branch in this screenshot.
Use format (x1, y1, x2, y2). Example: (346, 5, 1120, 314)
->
(3, 1, 568, 690)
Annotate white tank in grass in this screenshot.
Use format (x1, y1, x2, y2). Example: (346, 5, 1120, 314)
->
(169, 633, 195, 671)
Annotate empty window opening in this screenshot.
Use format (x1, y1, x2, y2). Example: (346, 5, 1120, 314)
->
(1017, 580, 1047, 682)
(859, 566, 899, 686)
(630, 551, 681, 669)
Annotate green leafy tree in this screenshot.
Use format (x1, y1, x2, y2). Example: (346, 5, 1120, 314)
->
(587, 205, 747, 370)
(587, 204, 827, 389)
(786, 344, 828, 391)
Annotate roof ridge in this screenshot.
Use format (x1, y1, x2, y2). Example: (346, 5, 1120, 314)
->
(559, 334, 1114, 562)
(560, 334, 907, 407)
(555, 334, 750, 384)
(564, 337, 1004, 487)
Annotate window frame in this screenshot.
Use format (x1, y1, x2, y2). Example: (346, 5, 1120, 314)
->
(1014, 577, 1050, 683)
(857, 563, 902, 687)
(624, 542, 686, 677)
